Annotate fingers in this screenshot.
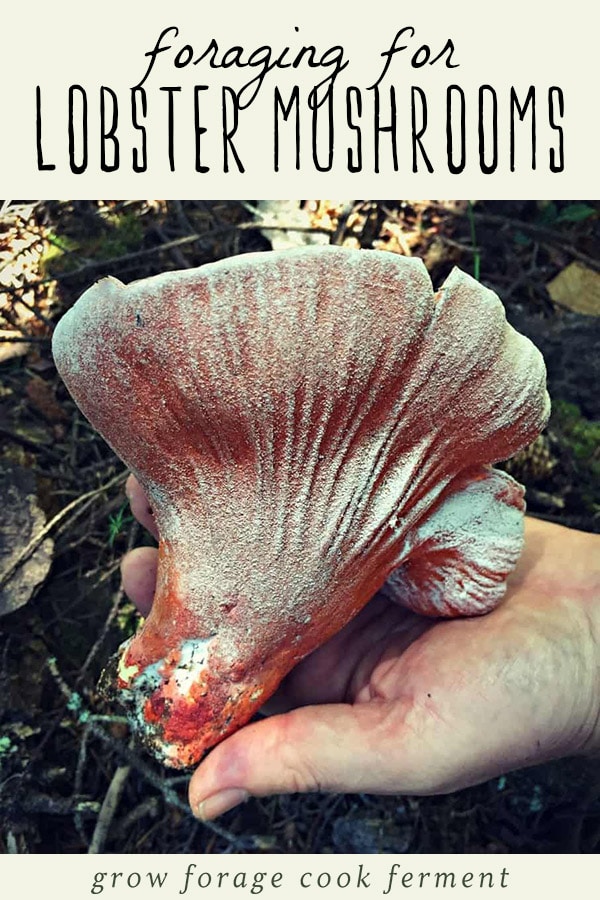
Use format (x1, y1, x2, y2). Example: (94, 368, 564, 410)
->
(125, 474, 158, 539)
(189, 704, 392, 820)
(187, 613, 570, 820)
(121, 475, 158, 615)
(188, 699, 471, 821)
(121, 546, 158, 617)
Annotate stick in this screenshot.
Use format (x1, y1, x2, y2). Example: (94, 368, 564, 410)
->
(0, 470, 127, 591)
(88, 764, 131, 854)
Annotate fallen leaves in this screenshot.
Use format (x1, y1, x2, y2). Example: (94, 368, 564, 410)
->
(546, 262, 600, 316)
(0, 460, 53, 616)
(25, 376, 68, 423)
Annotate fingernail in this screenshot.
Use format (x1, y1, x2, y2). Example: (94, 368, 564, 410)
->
(195, 788, 249, 821)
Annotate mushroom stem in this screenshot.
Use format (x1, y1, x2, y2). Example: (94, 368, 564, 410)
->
(112, 534, 385, 767)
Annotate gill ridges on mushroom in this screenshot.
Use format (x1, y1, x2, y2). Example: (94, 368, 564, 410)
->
(52, 246, 550, 768)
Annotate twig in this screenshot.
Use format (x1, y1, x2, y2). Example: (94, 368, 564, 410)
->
(113, 797, 160, 841)
(86, 722, 254, 848)
(181, 821, 202, 853)
(7, 792, 100, 817)
(434, 204, 600, 271)
(171, 200, 195, 235)
(88, 764, 131, 853)
(5, 832, 19, 853)
(0, 334, 49, 343)
(45, 655, 256, 849)
(10, 292, 56, 329)
(3, 221, 336, 299)
(0, 469, 127, 591)
(0, 424, 64, 461)
(76, 521, 139, 685)
(150, 224, 190, 269)
(332, 202, 358, 245)
(68, 413, 80, 470)
(74, 723, 92, 846)
(439, 236, 478, 255)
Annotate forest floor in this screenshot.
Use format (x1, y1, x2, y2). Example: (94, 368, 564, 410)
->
(0, 199, 599, 853)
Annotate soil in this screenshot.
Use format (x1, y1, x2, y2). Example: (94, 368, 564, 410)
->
(0, 199, 599, 854)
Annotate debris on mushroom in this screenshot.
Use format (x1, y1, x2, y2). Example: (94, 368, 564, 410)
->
(52, 246, 550, 768)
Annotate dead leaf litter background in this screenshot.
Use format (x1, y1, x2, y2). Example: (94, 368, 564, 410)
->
(0, 199, 599, 854)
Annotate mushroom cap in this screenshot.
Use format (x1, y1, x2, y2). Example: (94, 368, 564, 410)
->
(52, 246, 550, 767)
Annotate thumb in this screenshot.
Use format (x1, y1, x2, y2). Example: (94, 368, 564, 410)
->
(188, 700, 450, 820)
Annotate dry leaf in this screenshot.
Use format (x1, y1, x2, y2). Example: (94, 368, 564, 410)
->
(256, 200, 335, 251)
(25, 376, 67, 423)
(0, 330, 30, 364)
(546, 262, 600, 316)
(0, 460, 53, 616)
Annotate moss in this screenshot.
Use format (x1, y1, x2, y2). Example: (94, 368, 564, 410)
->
(39, 229, 80, 276)
(116, 600, 139, 639)
(0, 735, 14, 757)
(552, 401, 600, 467)
(95, 212, 144, 259)
(552, 400, 600, 511)
(40, 211, 144, 278)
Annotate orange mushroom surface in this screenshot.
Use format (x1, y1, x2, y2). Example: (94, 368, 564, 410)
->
(52, 247, 550, 768)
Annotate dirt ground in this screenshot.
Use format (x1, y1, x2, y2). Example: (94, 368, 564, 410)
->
(0, 199, 599, 854)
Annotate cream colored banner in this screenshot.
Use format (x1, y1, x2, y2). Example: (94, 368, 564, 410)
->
(1, 852, 599, 897)
(1, 0, 596, 197)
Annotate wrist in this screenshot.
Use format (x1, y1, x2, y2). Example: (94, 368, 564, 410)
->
(561, 529, 600, 757)
(518, 519, 600, 760)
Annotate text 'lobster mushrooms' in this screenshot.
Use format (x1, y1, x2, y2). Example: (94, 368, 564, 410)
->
(52, 247, 550, 768)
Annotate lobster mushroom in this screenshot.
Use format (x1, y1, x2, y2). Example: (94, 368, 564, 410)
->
(52, 247, 550, 768)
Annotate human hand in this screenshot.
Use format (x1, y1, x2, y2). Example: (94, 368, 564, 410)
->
(122, 474, 600, 820)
